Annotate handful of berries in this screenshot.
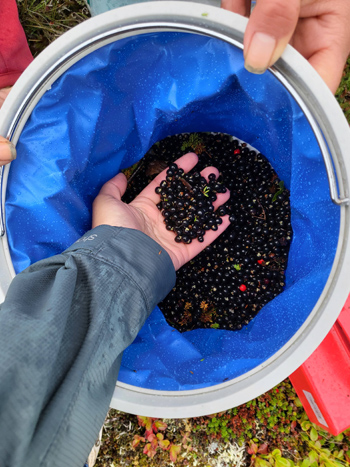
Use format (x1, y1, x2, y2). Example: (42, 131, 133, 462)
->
(155, 163, 230, 244)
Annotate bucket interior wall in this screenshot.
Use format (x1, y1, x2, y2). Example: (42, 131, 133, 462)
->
(6, 32, 340, 390)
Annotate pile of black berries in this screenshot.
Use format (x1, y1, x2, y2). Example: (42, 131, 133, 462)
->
(122, 132, 293, 332)
(155, 163, 228, 244)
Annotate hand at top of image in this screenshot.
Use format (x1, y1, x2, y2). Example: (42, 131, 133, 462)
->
(222, 0, 350, 93)
(92, 152, 231, 271)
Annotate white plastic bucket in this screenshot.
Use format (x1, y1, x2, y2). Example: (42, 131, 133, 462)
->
(1, 2, 350, 418)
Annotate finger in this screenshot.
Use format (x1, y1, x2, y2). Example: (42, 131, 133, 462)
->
(200, 166, 219, 180)
(308, 48, 347, 94)
(0, 87, 11, 110)
(213, 189, 231, 211)
(244, 0, 301, 74)
(186, 215, 231, 261)
(138, 152, 199, 204)
(99, 172, 127, 200)
(221, 0, 251, 16)
(290, 14, 350, 94)
(0, 137, 16, 165)
(200, 166, 231, 209)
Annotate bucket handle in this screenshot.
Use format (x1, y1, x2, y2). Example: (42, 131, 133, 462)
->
(0, 166, 5, 236)
(322, 146, 350, 206)
(0, 167, 5, 237)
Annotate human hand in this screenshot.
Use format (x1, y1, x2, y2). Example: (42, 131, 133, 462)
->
(92, 153, 231, 271)
(222, 0, 350, 93)
(0, 137, 16, 166)
(0, 87, 11, 109)
(0, 87, 16, 167)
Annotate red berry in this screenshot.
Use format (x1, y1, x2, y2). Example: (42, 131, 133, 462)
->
(234, 149, 241, 155)
(239, 284, 247, 292)
(257, 259, 264, 265)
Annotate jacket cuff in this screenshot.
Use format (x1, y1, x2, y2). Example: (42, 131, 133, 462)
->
(64, 225, 176, 310)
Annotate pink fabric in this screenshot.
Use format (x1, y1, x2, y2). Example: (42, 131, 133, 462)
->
(0, 0, 33, 88)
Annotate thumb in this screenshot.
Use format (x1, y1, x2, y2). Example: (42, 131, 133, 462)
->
(99, 172, 127, 200)
(0, 137, 16, 165)
(244, 0, 301, 74)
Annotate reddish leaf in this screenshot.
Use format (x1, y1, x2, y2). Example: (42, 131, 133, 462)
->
(291, 421, 297, 430)
(169, 443, 181, 462)
(137, 416, 153, 431)
(157, 433, 170, 450)
(258, 443, 268, 454)
(143, 443, 157, 458)
(132, 435, 145, 448)
(248, 442, 258, 455)
(147, 433, 158, 451)
(153, 420, 167, 432)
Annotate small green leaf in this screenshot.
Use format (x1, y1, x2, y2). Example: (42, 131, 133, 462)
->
(301, 421, 311, 431)
(333, 461, 346, 467)
(310, 427, 319, 442)
(272, 449, 282, 457)
(276, 458, 291, 467)
(211, 323, 220, 329)
(272, 180, 285, 202)
(255, 458, 271, 467)
(334, 433, 344, 442)
(200, 358, 205, 361)
(294, 397, 303, 407)
(300, 459, 311, 467)
(201, 12, 208, 16)
(309, 450, 319, 463)
(233, 264, 241, 271)
(203, 186, 210, 197)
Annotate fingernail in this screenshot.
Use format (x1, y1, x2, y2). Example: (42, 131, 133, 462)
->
(0, 140, 16, 162)
(244, 32, 277, 74)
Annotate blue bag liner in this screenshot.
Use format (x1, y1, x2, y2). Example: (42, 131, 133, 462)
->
(6, 32, 340, 390)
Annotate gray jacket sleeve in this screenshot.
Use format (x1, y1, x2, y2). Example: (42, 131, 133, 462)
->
(0, 225, 176, 467)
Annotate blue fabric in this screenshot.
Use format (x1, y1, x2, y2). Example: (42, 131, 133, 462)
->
(5, 32, 340, 390)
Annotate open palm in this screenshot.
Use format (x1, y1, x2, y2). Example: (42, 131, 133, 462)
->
(92, 153, 230, 271)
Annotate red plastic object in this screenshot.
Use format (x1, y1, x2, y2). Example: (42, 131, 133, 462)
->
(290, 294, 350, 435)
